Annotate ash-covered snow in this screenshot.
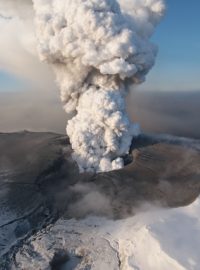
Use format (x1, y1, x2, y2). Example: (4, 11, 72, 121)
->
(14, 198, 200, 270)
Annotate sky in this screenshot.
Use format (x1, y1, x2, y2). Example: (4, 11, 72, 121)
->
(0, 0, 200, 92)
(0, 0, 200, 137)
(0, 70, 25, 91)
(145, 0, 200, 91)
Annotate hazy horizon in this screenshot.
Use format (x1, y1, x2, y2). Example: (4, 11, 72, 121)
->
(0, 0, 200, 138)
(1, 89, 200, 140)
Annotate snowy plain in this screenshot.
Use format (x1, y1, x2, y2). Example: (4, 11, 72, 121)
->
(15, 197, 200, 270)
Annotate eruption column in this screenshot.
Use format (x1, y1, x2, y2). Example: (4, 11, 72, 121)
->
(33, 0, 165, 172)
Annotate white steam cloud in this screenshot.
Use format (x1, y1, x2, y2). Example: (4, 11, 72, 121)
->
(33, 0, 165, 172)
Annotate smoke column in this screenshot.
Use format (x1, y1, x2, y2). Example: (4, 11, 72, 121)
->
(33, 0, 165, 173)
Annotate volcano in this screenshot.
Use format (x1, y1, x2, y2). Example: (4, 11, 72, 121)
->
(0, 131, 200, 269)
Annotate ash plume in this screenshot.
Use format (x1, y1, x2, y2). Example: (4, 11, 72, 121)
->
(32, 0, 165, 173)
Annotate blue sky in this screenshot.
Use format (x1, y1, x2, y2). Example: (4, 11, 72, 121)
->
(0, 0, 200, 92)
(0, 71, 25, 92)
(146, 0, 200, 91)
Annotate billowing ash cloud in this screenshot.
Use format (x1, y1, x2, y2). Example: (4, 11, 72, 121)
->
(33, 0, 165, 173)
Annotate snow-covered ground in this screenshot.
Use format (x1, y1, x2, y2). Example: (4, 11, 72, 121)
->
(15, 197, 200, 270)
(113, 198, 200, 270)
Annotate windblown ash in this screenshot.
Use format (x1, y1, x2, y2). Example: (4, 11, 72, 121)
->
(33, 0, 165, 172)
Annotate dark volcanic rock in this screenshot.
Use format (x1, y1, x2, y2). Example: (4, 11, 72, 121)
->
(65, 136, 200, 218)
(0, 131, 200, 264)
